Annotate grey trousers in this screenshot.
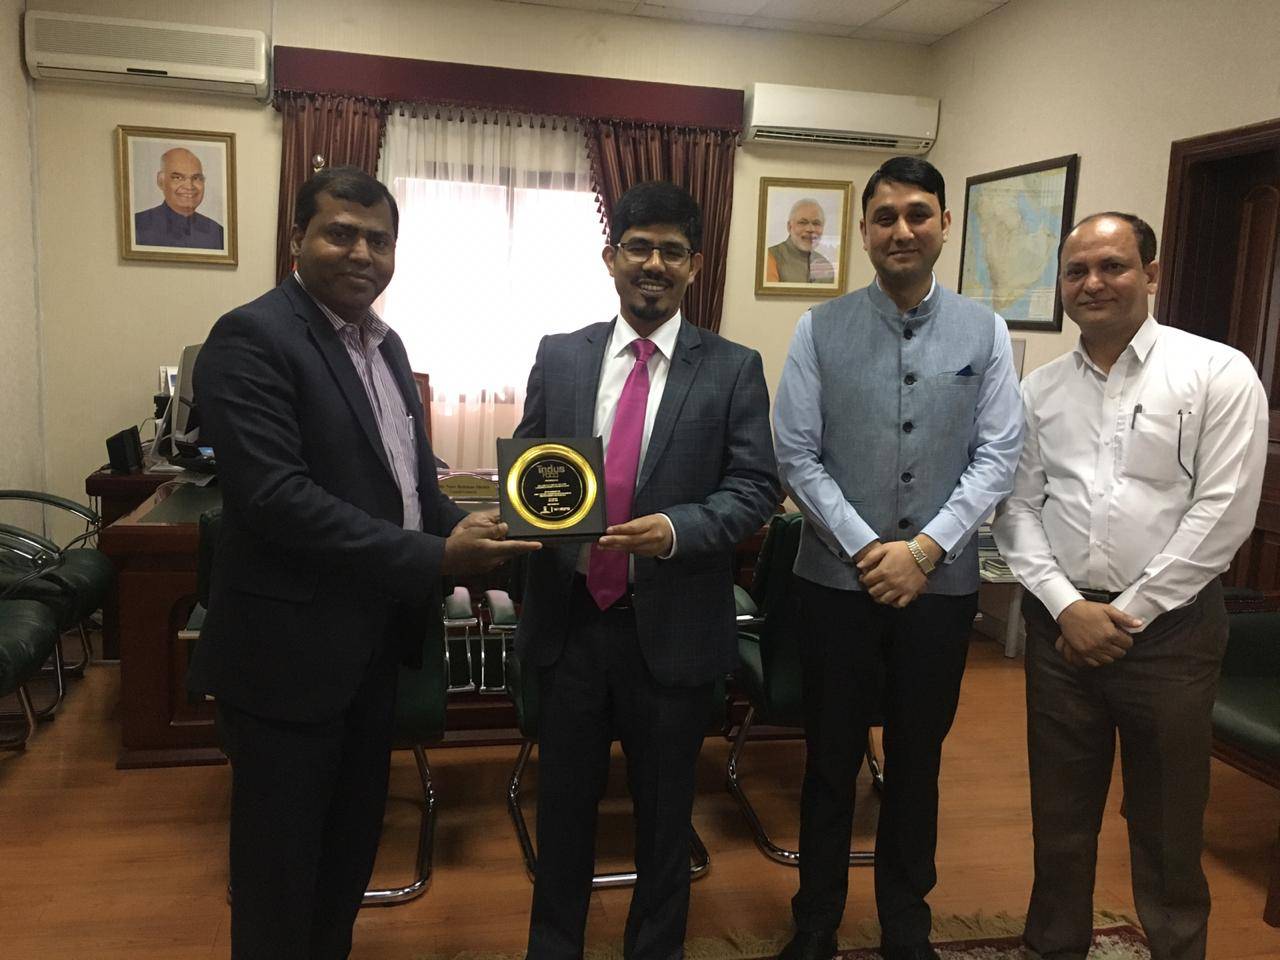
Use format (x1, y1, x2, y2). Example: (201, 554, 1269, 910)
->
(1021, 580, 1227, 960)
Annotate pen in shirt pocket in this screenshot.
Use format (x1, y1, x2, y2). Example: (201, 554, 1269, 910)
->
(1130, 403, 1143, 428)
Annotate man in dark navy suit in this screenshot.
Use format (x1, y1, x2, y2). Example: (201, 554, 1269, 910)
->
(190, 166, 537, 960)
(515, 181, 780, 960)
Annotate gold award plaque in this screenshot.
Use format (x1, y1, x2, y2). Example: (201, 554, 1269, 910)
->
(506, 442, 599, 532)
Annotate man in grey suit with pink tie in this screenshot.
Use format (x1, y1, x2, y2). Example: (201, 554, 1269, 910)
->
(514, 181, 780, 960)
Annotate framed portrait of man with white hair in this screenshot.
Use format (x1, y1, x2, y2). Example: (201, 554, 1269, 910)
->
(115, 125, 237, 265)
(755, 177, 851, 298)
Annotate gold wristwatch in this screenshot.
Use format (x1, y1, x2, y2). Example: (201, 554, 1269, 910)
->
(906, 537, 935, 574)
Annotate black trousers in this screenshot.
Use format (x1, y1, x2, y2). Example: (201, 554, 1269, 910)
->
(217, 644, 398, 960)
(1022, 581, 1227, 960)
(526, 581, 713, 960)
(791, 578, 975, 947)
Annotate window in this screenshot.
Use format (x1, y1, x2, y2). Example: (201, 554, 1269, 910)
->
(379, 109, 617, 469)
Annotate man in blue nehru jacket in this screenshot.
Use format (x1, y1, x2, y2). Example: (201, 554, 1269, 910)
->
(773, 156, 1024, 960)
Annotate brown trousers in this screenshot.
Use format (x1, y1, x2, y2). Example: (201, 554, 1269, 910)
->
(1021, 580, 1227, 960)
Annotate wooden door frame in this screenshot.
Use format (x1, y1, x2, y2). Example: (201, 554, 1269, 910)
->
(1157, 116, 1280, 326)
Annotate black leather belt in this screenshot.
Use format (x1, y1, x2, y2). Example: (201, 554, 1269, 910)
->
(1077, 588, 1122, 603)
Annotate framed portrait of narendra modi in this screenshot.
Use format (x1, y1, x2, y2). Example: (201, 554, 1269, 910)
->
(115, 125, 237, 265)
(755, 177, 852, 298)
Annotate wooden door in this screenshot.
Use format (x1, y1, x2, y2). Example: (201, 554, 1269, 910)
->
(1158, 118, 1280, 599)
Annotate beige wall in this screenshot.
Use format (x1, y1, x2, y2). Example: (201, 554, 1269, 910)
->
(0, 0, 44, 530)
(28, 0, 931, 512)
(928, 0, 1280, 373)
(21, 0, 1280, 517)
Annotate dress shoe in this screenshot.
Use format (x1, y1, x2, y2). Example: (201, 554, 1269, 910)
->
(878, 945, 940, 960)
(778, 930, 839, 960)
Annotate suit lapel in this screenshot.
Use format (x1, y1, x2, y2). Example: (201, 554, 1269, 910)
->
(287, 277, 396, 483)
(575, 320, 613, 436)
(636, 319, 701, 493)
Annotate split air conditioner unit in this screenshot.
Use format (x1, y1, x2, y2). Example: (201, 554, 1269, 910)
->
(23, 11, 269, 101)
(744, 83, 938, 154)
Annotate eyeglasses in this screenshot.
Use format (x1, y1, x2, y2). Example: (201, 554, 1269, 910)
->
(615, 240, 694, 266)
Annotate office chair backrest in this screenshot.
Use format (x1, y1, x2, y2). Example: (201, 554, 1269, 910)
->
(754, 513, 805, 710)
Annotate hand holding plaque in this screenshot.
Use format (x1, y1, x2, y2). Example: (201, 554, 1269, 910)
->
(441, 510, 541, 575)
(596, 514, 673, 557)
(497, 437, 608, 542)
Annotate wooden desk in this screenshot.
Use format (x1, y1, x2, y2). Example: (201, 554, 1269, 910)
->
(100, 484, 770, 769)
(85, 466, 174, 527)
(86, 466, 187, 659)
(100, 483, 224, 769)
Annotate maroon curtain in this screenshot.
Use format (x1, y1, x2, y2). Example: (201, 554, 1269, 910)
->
(274, 92, 389, 284)
(585, 122, 737, 333)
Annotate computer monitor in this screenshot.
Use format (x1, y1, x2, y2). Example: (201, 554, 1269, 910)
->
(155, 343, 202, 459)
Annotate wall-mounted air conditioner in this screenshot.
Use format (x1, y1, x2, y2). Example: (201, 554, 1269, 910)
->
(744, 83, 938, 154)
(24, 11, 269, 101)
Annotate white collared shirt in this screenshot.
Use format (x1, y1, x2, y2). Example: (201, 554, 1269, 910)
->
(575, 311, 682, 574)
(993, 316, 1268, 629)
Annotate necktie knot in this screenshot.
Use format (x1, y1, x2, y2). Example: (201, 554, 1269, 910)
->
(631, 338, 657, 364)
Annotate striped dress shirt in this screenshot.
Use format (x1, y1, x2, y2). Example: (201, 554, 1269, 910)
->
(295, 272, 422, 532)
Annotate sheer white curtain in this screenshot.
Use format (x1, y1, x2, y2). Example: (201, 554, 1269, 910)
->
(378, 106, 618, 470)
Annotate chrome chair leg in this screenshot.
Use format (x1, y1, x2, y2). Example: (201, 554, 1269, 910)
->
(445, 625, 478, 692)
(867, 738, 884, 792)
(31, 642, 66, 720)
(50, 623, 92, 677)
(225, 745, 437, 910)
(363, 744, 436, 906)
(508, 740, 538, 881)
(477, 626, 512, 694)
(0, 685, 37, 749)
(725, 706, 874, 867)
(507, 739, 711, 889)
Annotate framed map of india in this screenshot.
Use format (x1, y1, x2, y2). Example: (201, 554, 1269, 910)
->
(958, 154, 1079, 332)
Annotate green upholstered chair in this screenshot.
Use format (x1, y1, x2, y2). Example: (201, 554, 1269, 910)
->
(0, 598, 61, 749)
(443, 586, 479, 692)
(1212, 610, 1280, 926)
(193, 507, 446, 907)
(727, 511, 880, 867)
(365, 609, 447, 906)
(0, 490, 114, 678)
(478, 589, 516, 693)
(498, 589, 715, 888)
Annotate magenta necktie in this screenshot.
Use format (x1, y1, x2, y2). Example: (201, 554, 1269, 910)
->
(588, 338, 657, 610)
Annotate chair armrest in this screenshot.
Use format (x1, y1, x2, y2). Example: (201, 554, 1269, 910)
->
(0, 523, 60, 563)
(734, 583, 759, 620)
(0, 490, 100, 528)
(1221, 612, 1280, 678)
(442, 586, 475, 623)
(483, 589, 518, 627)
(0, 556, 68, 600)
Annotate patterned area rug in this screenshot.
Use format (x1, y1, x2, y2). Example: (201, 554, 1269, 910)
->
(413, 913, 1149, 960)
(838, 923, 1150, 958)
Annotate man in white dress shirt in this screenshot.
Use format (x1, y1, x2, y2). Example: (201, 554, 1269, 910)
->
(993, 212, 1268, 960)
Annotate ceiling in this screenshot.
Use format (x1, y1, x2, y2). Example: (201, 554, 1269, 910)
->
(495, 0, 1010, 46)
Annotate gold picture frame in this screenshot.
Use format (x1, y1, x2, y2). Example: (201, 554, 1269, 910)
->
(115, 125, 237, 265)
(755, 177, 852, 298)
